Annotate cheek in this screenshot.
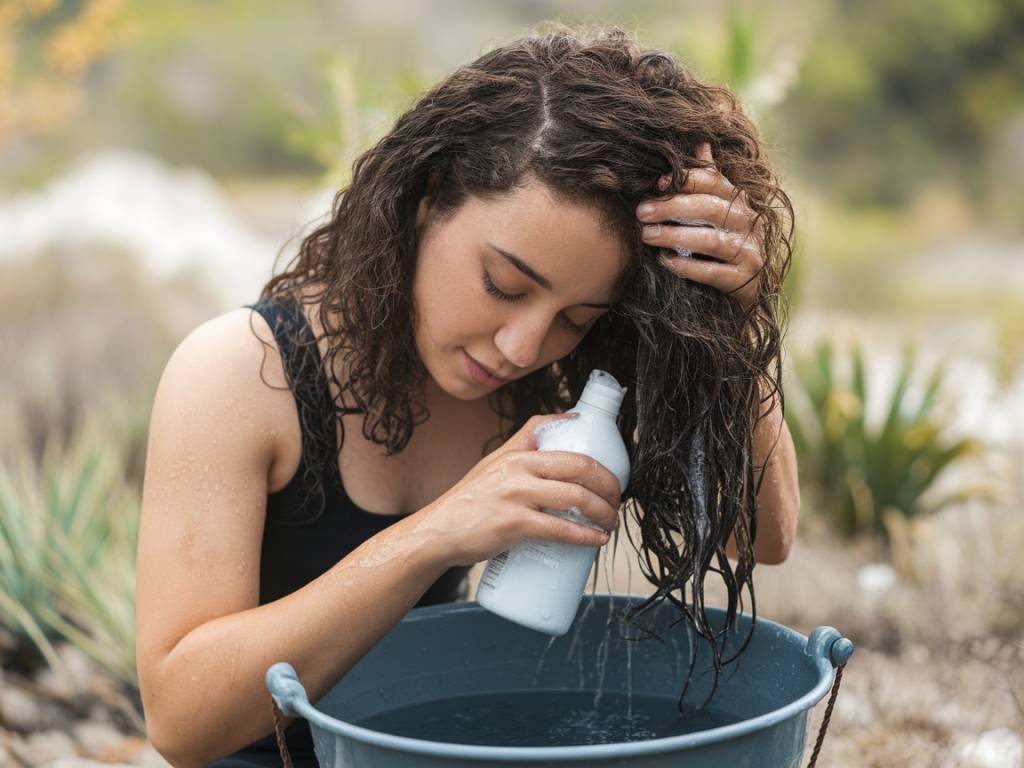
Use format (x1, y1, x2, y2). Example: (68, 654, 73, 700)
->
(452, 289, 495, 340)
(413, 253, 491, 342)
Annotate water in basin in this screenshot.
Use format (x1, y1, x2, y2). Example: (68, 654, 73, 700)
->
(355, 689, 742, 747)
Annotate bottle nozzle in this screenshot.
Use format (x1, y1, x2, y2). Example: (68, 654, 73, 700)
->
(579, 370, 626, 416)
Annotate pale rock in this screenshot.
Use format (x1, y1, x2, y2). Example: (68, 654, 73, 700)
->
(54, 644, 101, 695)
(96, 735, 147, 765)
(834, 689, 873, 727)
(855, 562, 897, 595)
(0, 685, 43, 732)
(0, 729, 18, 768)
(959, 727, 1024, 768)
(34, 668, 77, 705)
(8, 730, 78, 765)
(70, 720, 126, 759)
(0, 148, 281, 309)
(86, 703, 114, 724)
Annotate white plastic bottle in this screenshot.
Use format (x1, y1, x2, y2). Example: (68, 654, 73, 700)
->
(476, 370, 630, 636)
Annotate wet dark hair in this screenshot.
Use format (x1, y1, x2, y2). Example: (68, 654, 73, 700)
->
(253, 22, 793, 713)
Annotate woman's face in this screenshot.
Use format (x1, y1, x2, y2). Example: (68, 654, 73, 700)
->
(412, 177, 628, 402)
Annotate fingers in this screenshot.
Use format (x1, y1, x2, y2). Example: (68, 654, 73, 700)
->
(642, 223, 763, 267)
(646, 142, 751, 216)
(512, 450, 622, 508)
(657, 253, 762, 308)
(639, 143, 764, 312)
(696, 140, 714, 165)
(515, 475, 620, 533)
(521, 509, 612, 548)
(687, 141, 738, 198)
(637, 192, 755, 234)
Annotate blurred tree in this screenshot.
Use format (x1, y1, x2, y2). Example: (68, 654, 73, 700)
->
(0, 0, 128, 149)
(281, 51, 432, 185)
(780, 0, 1024, 210)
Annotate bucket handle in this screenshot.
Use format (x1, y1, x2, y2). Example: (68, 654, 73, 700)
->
(266, 631, 857, 768)
(803, 627, 855, 767)
(806, 626, 855, 668)
(266, 662, 312, 768)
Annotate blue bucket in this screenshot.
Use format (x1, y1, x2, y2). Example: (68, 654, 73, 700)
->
(266, 595, 853, 767)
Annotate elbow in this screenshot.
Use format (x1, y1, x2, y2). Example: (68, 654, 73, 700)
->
(139, 664, 209, 768)
(760, 497, 800, 566)
(150, 740, 203, 768)
(146, 717, 205, 768)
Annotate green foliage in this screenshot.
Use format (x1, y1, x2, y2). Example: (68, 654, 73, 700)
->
(0, 408, 145, 688)
(282, 52, 433, 183)
(781, 0, 1024, 209)
(785, 338, 991, 539)
(0, 461, 63, 669)
(780, 230, 804, 310)
(722, 7, 758, 91)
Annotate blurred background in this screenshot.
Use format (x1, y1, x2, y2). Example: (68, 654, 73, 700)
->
(0, 1, 1021, 766)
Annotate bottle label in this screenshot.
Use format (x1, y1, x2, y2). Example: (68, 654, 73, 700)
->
(479, 550, 510, 590)
(520, 542, 561, 569)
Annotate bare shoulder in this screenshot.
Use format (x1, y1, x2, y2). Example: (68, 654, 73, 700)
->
(135, 307, 293, 688)
(162, 306, 288, 392)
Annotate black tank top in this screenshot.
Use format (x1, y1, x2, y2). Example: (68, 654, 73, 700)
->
(209, 296, 471, 767)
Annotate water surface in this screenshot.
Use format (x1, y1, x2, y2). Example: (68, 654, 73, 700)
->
(356, 689, 743, 747)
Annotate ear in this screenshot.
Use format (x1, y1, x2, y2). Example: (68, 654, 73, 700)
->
(416, 195, 432, 229)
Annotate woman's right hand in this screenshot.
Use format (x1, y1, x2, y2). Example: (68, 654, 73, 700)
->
(413, 413, 623, 567)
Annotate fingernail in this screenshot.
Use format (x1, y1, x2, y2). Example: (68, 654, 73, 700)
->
(637, 202, 656, 217)
(642, 224, 661, 238)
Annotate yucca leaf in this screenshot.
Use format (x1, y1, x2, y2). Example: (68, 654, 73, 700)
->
(0, 591, 65, 672)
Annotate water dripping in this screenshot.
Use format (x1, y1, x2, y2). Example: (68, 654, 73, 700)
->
(565, 595, 594, 682)
(591, 594, 616, 708)
(625, 621, 634, 720)
(531, 636, 557, 688)
(670, 631, 681, 685)
(566, 596, 595, 657)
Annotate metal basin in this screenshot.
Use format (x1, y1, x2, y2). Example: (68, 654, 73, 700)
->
(267, 595, 853, 767)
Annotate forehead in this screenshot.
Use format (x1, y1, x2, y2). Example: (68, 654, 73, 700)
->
(457, 180, 628, 303)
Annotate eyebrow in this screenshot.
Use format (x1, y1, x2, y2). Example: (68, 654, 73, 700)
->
(486, 242, 613, 309)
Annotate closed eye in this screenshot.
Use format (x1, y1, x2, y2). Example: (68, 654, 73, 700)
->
(482, 271, 591, 335)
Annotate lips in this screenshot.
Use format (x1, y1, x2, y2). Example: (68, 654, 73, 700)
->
(472, 356, 507, 380)
(463, 350, 509, 385)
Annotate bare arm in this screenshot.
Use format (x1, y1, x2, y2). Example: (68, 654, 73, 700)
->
(725, 384, 800, 565)
(136, 311, 449, 766)
(149, 516, 448, 766)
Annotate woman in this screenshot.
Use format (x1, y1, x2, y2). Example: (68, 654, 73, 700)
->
(135, 24, 798, 767)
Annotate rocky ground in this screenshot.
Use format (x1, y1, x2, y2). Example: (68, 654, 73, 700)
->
(0, 633, 168, 767)
(3, 508, 1021, 767)
(469, 502, 1024, 768)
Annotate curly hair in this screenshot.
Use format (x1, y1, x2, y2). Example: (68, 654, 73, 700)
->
(254, 22, 794, 715)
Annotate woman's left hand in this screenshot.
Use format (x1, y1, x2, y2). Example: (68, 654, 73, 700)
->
(636, 142, 764, 312)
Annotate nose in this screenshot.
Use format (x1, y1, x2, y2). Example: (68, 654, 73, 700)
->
(493, 313, 550, 370)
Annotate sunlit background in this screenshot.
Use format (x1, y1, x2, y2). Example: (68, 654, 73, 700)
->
(1, 1, 1022, 766)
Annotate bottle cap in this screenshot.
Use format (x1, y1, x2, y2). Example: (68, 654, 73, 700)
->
(579, 370, 626, 416)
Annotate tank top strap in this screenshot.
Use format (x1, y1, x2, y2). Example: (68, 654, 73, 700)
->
(245, 295, 342, 490)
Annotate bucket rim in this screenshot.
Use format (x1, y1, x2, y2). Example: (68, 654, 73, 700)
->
(270, 596, 846, 760)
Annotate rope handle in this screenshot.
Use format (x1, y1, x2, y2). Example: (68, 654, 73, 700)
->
(805, 663, 845, 767)
(272, 697, 294, 768)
